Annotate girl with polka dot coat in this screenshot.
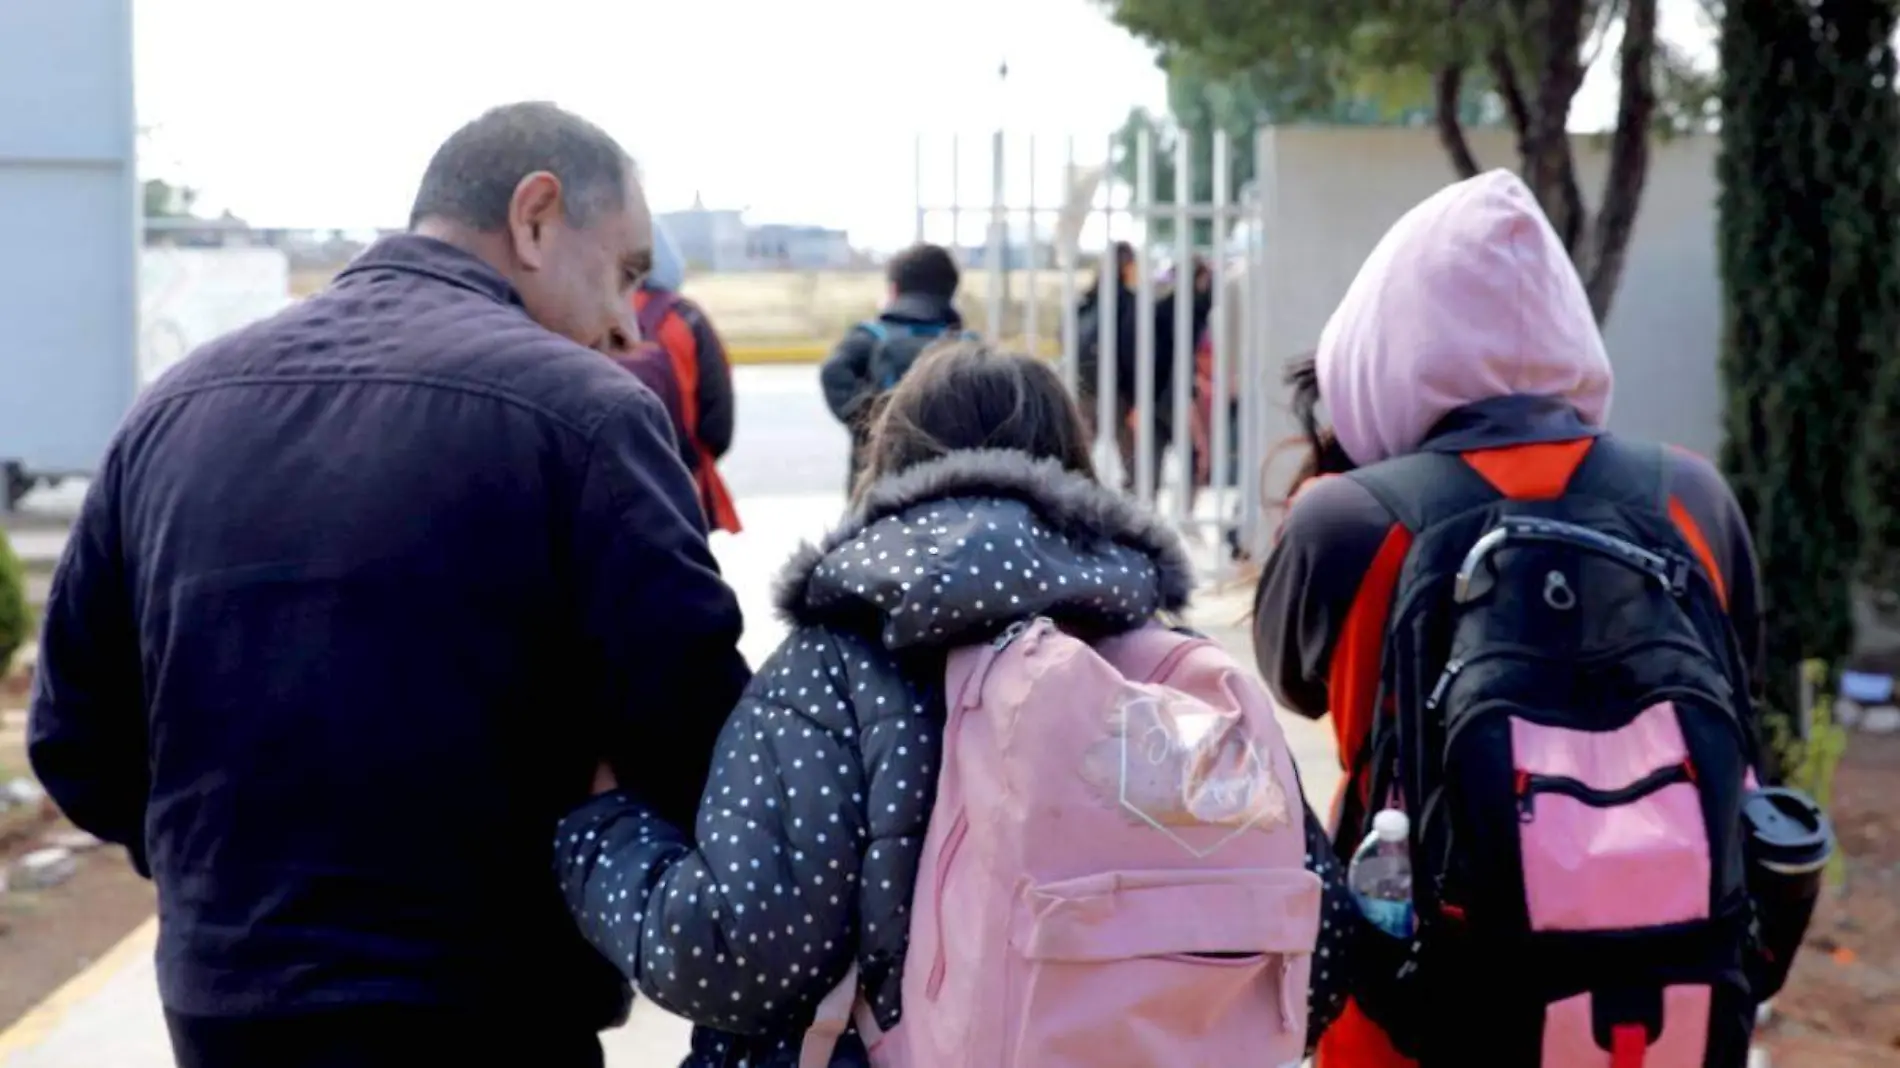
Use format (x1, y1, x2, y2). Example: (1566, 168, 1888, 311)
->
(556, 352, 1352, 1067)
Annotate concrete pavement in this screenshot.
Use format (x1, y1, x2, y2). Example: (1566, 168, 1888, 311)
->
(0, 485, 1338, 1067)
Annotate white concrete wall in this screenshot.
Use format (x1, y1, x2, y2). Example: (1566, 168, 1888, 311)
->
(1257, 127, 1723, 459)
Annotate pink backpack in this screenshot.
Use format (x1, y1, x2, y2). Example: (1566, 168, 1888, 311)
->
(801, 617, 1322, 1068)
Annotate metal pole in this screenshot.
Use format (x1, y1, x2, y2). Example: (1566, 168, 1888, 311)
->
(913, 133, 926, 244)
(1240, 126, 1276, 559)
(1133, 126, 1157, 506)
(1024, 134, 1040, 356)
(1170, 128, 1194, 528)
(1060, 135, 1079, 393)
(1209, 129, 1235, 556)
(949, 135, 962, 266)
(988, 128, 1007, 339)
(995, 59, 1012, 338)
(1096, 132, 1119, 481)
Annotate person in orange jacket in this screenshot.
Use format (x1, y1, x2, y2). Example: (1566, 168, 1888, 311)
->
(1253, 171, 1767, 1067)
(632, 223, 741, 533)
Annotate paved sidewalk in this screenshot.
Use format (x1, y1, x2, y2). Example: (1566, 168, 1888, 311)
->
(0, 496, 1339, 1067)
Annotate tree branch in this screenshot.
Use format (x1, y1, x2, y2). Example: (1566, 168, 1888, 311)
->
(1521, 0, 1590, 254)
(1487, 38, 1534, 139)
(1584, 0, 1659, 321)
(1434, 64, 1484, 178)
(1579, 0, 1628, 71)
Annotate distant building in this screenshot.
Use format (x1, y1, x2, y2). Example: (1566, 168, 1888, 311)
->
(658, 195, 749, 271)
(952, 243, 1052, 270)
(657, 194, 852, 271)
(746, 224, 853, 270)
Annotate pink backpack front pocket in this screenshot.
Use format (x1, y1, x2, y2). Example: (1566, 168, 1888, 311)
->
(1001, 868, 1322, 1068)
(1512, 702, 1711, 932)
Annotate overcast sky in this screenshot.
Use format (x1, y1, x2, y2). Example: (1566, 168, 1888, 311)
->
(133, 0, 1714, 251)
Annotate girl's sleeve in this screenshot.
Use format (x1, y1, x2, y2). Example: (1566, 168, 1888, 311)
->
(1304, 797, 1355, 1053)
(555, 627, 868, 1037)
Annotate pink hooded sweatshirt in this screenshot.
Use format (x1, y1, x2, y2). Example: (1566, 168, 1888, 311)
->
(1315, 169, 1615, 468)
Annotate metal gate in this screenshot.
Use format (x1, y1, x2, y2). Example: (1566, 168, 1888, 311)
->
(911, 127, 1293, 570)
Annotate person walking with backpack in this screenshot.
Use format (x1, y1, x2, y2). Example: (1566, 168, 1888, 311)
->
(1253, 170, 1829, 1068)
(561, 340, 1355, 1067)
(628, 222, 742, 533)
(820, 243, 971, 493)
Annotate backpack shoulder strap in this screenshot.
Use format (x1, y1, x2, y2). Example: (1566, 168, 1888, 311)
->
(1343, 450, 1500, 534)
(858, 320, 890, 342)
(1565, 434, 1671, 513)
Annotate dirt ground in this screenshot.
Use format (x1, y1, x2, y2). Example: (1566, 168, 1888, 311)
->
(0, 802, 154, 1030)
(0, 678, 157, 1031)
(1757, 732, 1900, 1066)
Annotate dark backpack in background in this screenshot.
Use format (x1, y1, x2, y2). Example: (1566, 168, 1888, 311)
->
(1341, 436, 1772, 1067)
(860, 320, 975, 393)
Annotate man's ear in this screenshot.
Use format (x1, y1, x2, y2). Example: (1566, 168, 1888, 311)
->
(507, 172, 564, 271)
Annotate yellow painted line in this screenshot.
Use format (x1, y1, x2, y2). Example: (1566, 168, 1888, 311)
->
(728, 344, 829, 365)
(0, 914, 157, 1058)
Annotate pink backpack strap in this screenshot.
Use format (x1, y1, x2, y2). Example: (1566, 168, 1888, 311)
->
(798, 964, 884, 1068)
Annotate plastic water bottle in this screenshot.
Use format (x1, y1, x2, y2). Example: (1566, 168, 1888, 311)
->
(1348, 808, 1415, 939)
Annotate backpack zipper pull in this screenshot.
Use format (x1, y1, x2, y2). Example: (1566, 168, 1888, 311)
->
(1424, 658, 1465, 712)
(993, 617, 1035, 650)
(1514, 770, 1536, 824)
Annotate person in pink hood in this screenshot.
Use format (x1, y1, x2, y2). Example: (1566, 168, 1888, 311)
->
(1252, 170, 1766, 1068)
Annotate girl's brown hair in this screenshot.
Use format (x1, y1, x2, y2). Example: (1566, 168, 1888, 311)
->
(1284, 351, 1354, 497)
(856, 340, 1097, 498)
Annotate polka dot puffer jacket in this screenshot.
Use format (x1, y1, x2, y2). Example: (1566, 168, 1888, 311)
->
(557, 449, 1353, 1067)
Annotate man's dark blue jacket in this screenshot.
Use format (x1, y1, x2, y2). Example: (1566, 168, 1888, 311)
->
(27, 235, 751, 1033)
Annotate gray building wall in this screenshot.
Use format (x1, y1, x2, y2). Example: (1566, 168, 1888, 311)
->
(747, 224, 851, 269)
(657, 207, 749, 272)
(1255, 126, 1723, 459)
(659, 207, 852, 272)
(0, 0, 139, 476)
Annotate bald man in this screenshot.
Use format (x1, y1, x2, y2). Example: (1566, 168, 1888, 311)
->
(30, 102, 750, 1067)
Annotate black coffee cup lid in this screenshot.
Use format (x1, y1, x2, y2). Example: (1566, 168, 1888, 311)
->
(1743, 787, 1834, 871)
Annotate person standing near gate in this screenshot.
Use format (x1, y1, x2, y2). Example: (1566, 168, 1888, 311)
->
(820, 242, 969, 492)
(28, 101, 750, 1068)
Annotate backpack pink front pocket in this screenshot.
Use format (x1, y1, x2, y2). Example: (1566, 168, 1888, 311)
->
(1003, 868, 1321, 1068)
(1512, 703, 1711, 932)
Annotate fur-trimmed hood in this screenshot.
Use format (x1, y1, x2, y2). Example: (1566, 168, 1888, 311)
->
(773, 449, 1195, 651)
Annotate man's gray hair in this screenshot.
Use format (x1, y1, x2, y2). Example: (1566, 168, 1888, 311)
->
(408, 101, 633, 232)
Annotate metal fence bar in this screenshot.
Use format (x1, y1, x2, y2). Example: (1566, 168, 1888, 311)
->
(1096, 132, 1120, 481)
(1209, 129, 1235, 556)
(1132, 126, 1157, 506)
(1239, 126, 1277, 559)
(949, 135, 962, 266)
(1169, 129, 1194, 527)
(914, 203, 1251, 223)
(913, 134, 926, 244)
(909, 126, 1286, 569)
(1024, 135, 1040, 352)
(1059, 135, 1080, 394)
(987, 130, 1007, 337)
